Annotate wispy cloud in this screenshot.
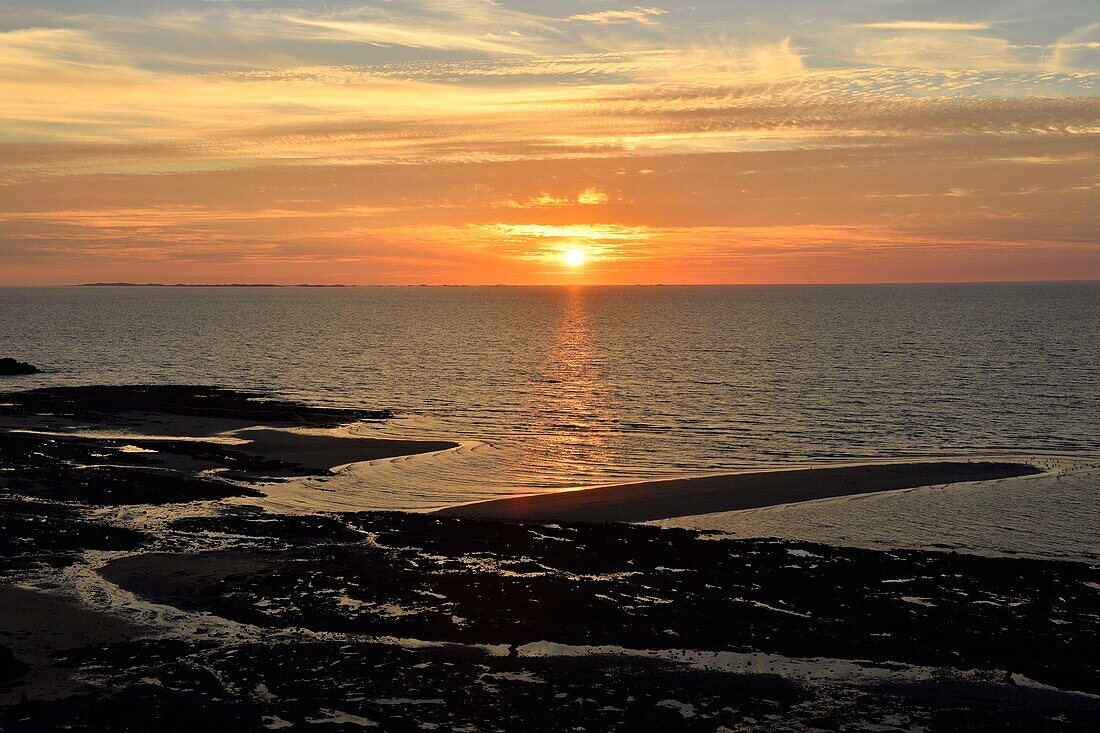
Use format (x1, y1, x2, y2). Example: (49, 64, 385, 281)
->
(568, 7, 668, 25)
(578, 188, 610, 205)
(503, 188, 611, 208)
(861, 22, 992, 31)
(1048, 21, 1100, 72)
(281, 16, 540, 56)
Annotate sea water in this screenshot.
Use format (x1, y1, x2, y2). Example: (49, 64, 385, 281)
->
(2, 283, 1098, 511)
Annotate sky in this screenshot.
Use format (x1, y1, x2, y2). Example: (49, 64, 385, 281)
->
(0, 1, 1097, 285)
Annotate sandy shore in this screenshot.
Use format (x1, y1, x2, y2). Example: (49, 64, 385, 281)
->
(0, 585, 146, 704)
(437, 461, 1043, 523)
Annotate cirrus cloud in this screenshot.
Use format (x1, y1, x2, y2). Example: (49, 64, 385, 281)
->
(568, 7, 668, 25)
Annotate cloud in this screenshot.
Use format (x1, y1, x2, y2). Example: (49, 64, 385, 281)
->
(4, 134, 1098, 283)
(504, 193, 573, 208)
(568, 7, 668, 25)
(851, 32, 1016, 70)
(503, 188, 610, 208)
(578, 188, 610, 205)
(861, 22, 992, 31)
(2, 50, 1095, 175)
(464, 223, 652, 264)
(1048, 22, 1100, 72)
(281, 17, 539, 56)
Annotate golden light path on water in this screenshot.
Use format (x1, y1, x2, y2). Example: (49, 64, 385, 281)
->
(263, 286, 632, 512)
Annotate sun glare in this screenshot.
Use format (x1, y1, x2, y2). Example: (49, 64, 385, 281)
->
(564, 248, 587, 268)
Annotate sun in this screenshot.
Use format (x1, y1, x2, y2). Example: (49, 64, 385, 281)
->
(563, 248, 586, 267)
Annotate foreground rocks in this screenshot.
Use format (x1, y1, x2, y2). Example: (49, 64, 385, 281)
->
(6, 637, 1094, 733)
(0, 385, 434, 505)
(115, 512, 1100, 696)
(3, 509, 1098, 732)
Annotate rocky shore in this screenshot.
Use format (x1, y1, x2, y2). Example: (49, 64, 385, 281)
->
(0, 386, 1096, 731)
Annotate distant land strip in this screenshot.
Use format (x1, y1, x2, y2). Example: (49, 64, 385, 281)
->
(438, 461, 1043, 523)
(74, 283, 511, 287)
(78, 282, 349, 287)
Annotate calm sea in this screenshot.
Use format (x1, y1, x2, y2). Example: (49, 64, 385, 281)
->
(2, 284, 1098, 506)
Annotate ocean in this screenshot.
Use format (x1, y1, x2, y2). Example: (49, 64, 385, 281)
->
(2, 283, 1098, 511)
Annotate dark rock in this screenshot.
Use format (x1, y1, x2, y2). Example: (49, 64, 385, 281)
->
(101, 513, 1100, 696)
(5, 637, 1098, 732)
(2, 383, 1095, 731)
(0, 358, 38, 376)
(0, 385, 398, 506)
(0, 495, 147, 571)
(0, 647, 29, 686)
(0, 385, 388, 425)
(0, 432, 264, 506)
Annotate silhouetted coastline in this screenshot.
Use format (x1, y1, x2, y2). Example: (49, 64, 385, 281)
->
(78, 282, 349, 287)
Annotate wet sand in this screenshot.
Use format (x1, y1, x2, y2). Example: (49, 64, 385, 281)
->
(0, 585, 145, 704)
(438, 461, 1043, 523)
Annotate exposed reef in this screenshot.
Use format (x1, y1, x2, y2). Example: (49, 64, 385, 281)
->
(0, 384, 389, 429)
(0, 385, 454, 505)
(107, 511, 1100, 694)
(3, 508, 1097, 732)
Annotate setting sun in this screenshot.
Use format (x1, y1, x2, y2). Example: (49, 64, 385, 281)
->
(564, 248, 587, 268)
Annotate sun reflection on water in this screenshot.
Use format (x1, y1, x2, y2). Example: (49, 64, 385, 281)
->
(527, 287, 617, 480)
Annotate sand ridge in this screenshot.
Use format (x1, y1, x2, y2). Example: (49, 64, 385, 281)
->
(437, 461, 1043, 522)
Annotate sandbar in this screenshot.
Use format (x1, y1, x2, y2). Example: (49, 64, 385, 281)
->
(232, 428, 458, 471)
(437, 461, 1043, 523)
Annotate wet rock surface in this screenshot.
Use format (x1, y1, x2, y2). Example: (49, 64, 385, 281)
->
(7, 638, 1095, 733)
(0, 385, 400, 506)
(0, 431, 272, 505)
(0, 496, 146, 572)
(0, 648, 28, 688)
(106, 512, 1100, 696)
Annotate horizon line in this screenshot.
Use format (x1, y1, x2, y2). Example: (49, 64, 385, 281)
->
(5, 279, 1099, 288)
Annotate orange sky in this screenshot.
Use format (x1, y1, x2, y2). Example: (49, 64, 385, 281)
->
(1, 1, 1098, 284)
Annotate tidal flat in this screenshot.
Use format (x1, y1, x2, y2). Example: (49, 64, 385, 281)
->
(0, 386, 1097, 731)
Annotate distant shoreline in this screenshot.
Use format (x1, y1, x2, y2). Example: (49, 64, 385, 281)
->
(77, 282, 349, 288)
